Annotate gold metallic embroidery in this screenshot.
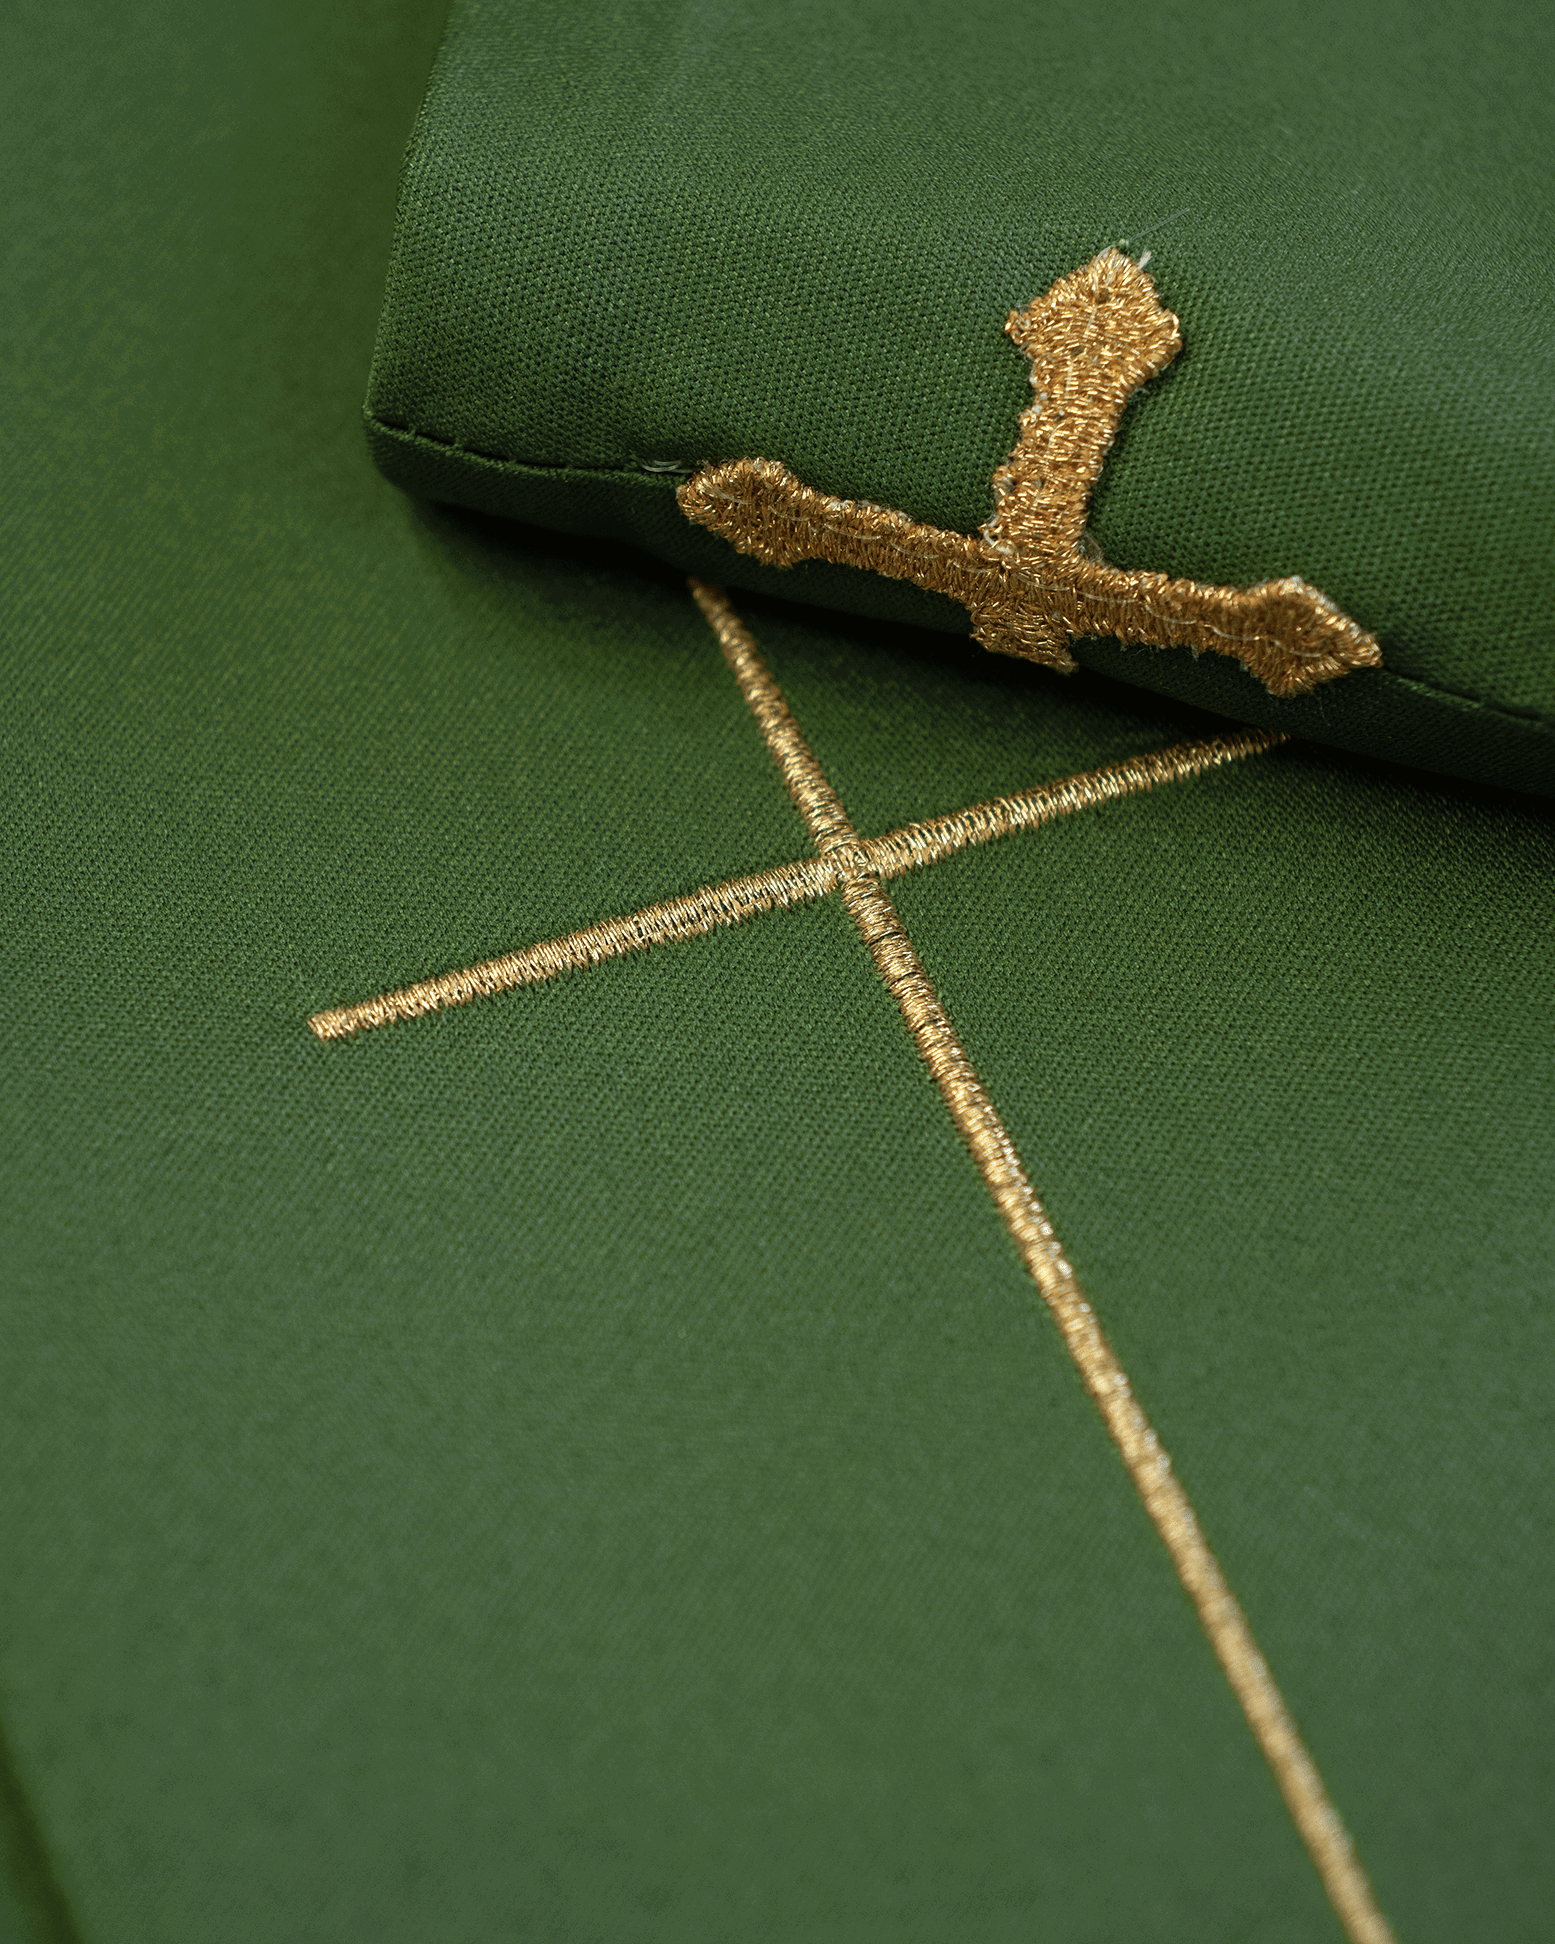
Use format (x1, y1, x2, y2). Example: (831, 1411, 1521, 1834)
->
(308, 726, 1279, 1040)
(308, 857, 835, 1040)
(678, 250, 1382, 698)
(691, 580, 1395, 1944)
(309, 571, 1391, 1942)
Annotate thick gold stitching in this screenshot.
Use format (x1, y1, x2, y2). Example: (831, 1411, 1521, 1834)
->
(308, 726, 1279, 1040)
(678, 250, 1382, 699)
(691, 580, 1395, 1944)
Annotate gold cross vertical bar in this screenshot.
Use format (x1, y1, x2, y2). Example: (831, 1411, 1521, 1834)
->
(690, 577, 1396, 1944)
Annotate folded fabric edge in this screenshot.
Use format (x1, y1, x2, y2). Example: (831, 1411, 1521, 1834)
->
(364, 413, 1555, 800)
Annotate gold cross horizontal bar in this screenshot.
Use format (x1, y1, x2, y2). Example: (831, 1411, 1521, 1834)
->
(308, 723, 1282, 1041)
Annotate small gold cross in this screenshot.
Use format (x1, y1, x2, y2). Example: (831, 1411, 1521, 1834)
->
(679, 249, 1381, 699)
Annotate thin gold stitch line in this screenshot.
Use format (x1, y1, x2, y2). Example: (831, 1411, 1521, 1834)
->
(690, 578, 1395, 1944)
(307, 855, 838, 1040)
(307, 715, 1275, 1039)
(856, 725, 1283, 876)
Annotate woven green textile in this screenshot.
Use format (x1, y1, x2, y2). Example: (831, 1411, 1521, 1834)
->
(367, 0, 1555, 796)
(4, 1, 1554, 1940)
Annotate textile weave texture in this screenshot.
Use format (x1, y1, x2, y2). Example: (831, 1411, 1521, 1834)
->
(2, 1, 1553, 1940)
(367, 0, 1555, 795)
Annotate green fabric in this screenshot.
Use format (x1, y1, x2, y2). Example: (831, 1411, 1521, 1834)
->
(0, 1727, 71, 1944)
(4, 1, 1555, 1941)
(366, 0, 1555, 797)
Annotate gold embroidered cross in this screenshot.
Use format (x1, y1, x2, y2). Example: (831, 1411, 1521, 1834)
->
(307, 584, 1394, 1944)
(678, 249, 1381, 699)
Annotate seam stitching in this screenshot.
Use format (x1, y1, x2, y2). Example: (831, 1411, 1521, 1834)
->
(361, 411, 1555, 742)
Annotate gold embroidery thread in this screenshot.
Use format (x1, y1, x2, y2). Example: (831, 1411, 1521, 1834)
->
(678, 250, 1381, 699)
(691, 580, 1395, 1944)
(309, 573, 1394, 1944)
(309, 725, 1280, 1040)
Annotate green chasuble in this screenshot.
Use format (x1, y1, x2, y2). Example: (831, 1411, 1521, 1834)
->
(1, 3, 1551, 1942)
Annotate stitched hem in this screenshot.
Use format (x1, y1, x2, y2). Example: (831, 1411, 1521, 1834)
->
(360, 410, 1555, 741)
